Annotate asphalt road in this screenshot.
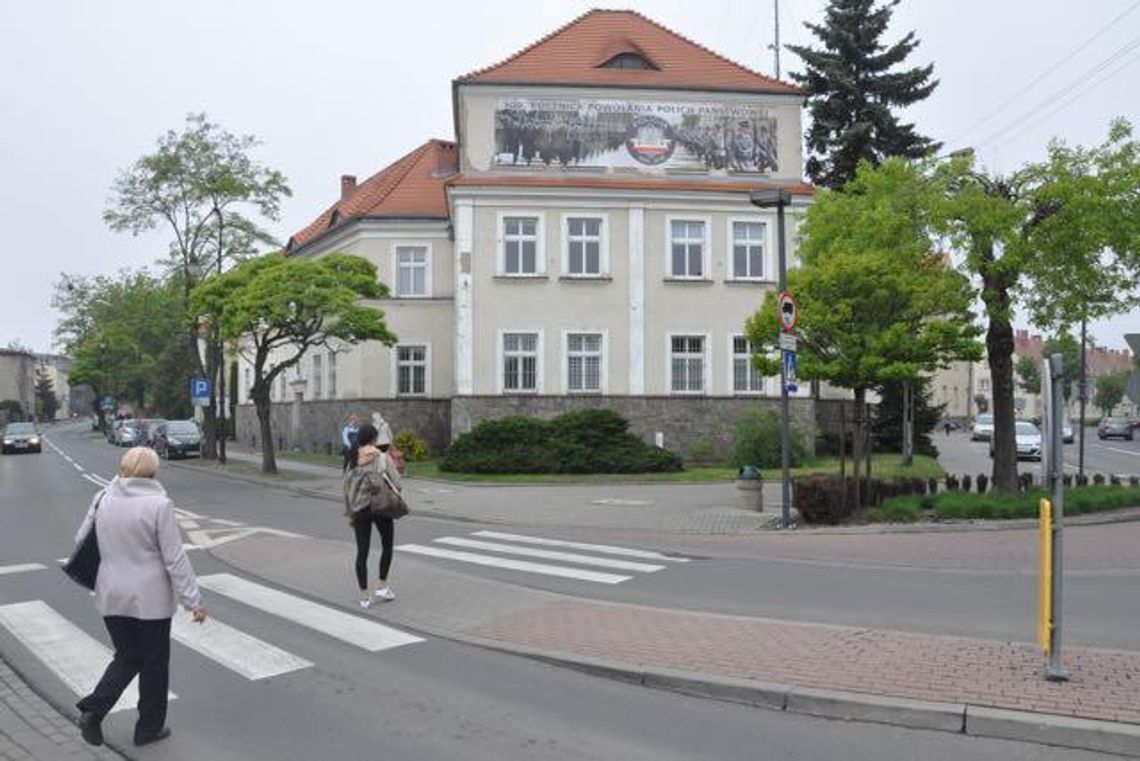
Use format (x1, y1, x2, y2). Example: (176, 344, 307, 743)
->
(0, 423, 1130, 760)
(936, 427, 1140, 480)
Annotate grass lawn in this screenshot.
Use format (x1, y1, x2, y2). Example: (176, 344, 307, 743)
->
(405, 453, 944, 484)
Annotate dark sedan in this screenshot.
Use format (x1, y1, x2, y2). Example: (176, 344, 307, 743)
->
(1098, 417, 1135, 441)
(153, 420, 202, 459)
(2, 422, 42, 454)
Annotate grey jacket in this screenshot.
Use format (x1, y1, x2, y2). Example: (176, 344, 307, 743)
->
(343, 450, 401, 518)
(75, 476, 201, 620)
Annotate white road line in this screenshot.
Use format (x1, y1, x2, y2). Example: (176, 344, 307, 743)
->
(434, 537, 665, 572)
(71, 462, 84, 472)
(0, 563, 47, 576)
(0, 601, 175, 713)
(1101, 445, 1140, 458)
(472, 531, 691, 562)
(170, 615, 312, 681)
(198, 574, 422, 652)
(398, 544, 632, 584)
(82, 474, 105, 487)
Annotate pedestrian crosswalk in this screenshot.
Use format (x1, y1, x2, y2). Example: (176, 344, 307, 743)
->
(0, 575, 421, 709)
(398, 530, 691, 585)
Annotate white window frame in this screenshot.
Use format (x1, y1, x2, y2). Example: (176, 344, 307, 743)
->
(311, 354, 323, 399)
(664, 215, 712, 280)
(497, 212, 545, 277)
(561, 330, 608, 394)
(497, 329, 544, 394)
(560, 213, 609, 277)
(728, 334, 765, 395)
(725, 217, 772, 282)
(392, 343, 431, 397)
(665, 331, 712, 395)
(327, 351, 337, 399)
(393, 243, 432, 298)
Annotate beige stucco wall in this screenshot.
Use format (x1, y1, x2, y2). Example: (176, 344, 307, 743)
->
(456, 83, 804, 182)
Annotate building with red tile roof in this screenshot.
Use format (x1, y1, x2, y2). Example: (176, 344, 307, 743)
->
(250, 9, 824, 457)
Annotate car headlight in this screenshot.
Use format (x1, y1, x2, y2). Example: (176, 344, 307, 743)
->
(167, 438, 181, 445)
(28, 437, 39, 445)
(2, 439, 11, 445)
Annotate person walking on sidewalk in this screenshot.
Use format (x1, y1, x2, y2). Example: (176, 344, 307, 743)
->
(343, 423, 401, 608)
(74, 447, 207, 748)
(341, 413, 361, 472)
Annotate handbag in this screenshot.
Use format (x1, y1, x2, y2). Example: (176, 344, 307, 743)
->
(63, 493, 103, 590)
(372, 472, 409, 519)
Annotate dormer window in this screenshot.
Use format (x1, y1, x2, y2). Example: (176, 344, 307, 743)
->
(600, 52, 656, 70)
(328, 209, 340, 227)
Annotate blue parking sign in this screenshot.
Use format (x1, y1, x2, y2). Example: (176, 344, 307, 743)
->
(190, 376, 212, 406)
(782, 350, 798, 394)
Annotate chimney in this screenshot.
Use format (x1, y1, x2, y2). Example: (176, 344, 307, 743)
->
(340, 175, 357, 200)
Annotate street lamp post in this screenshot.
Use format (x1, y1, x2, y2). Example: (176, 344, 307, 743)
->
(212, 204, 227, 464)
(750, 188, 793, 529)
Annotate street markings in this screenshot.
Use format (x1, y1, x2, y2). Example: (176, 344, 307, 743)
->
(399, 531, 693, 585)
(0, 601, 176, 713)
(170, 615, 312, 681)
(0, 563, 47, 576)
(198, 573, 423, 652)
(174, 509, 301, 549)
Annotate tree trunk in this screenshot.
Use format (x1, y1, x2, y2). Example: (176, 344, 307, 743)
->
(985, 287, 1019, 493)
(254, 389, 277, 475)
(901, 379, 914, 467)
(852, 387, 866, 506)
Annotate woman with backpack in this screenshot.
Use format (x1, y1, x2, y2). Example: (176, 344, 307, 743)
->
(342, 423, 402, 608)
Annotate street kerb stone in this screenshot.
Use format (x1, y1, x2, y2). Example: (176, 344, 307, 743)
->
(641, 667, 788, 710)
(786, 686, 965, 733)
(966, 705, 1140, 758)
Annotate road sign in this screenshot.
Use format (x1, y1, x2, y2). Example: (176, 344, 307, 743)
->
(782, 350, 798, 394)
(99, 395, 116, 412)
(777, 291, 798, 333)
(778, 333, 797, 351)
(190, 376, 212, 407)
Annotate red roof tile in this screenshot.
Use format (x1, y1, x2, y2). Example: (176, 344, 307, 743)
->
(287, 140, 458, 252)
(458, 9, 800, 95)
(448, 173, 814, 197)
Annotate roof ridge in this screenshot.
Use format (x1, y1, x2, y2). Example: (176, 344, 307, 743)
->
(457, 8, 599, 82)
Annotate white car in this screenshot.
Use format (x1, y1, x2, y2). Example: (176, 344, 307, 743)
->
(971, 414, 994, 442)
(990, 421, 1042, 461)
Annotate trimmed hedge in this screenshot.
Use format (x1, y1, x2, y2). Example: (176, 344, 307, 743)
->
(871, 485, 1140, 523)
(440, 409, 683, 474)
(794, 474, 929, 525)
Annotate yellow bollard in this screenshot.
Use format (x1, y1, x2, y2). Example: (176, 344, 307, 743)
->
(1039, 498, 1053, 654)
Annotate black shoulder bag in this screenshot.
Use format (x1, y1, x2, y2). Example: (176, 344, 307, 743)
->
(63, 493, 103, 590)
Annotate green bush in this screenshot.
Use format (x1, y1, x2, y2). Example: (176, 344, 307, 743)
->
(440, 409, 682, 474)
(730, 409, 809, 469)
(685, 438, 719, 465)
(872, 485, 1140, 522)
(393, 429, 429, 461)
(794, 474, 928, 524)
(868, 496, 923, 523)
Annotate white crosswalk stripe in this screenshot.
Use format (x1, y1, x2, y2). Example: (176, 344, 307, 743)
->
(0, 563, 46, 576)
(198, 573, 423, 652)
(170, 615, 312, 680)
(0, 601, 176, 713)
(399, 531, 692, 585)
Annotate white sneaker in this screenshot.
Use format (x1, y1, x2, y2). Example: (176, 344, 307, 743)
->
(358, 598, 372, 609)
(373, 587, 395, 602)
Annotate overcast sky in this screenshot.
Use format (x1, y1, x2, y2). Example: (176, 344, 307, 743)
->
(3, 0, 1138, 354)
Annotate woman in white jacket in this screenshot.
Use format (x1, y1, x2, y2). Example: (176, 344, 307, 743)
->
(75, 447, 207, 748)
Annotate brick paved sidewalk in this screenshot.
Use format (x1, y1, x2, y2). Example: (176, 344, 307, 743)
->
(0, 659, 121, 761)
(472, 599, 1140, 727)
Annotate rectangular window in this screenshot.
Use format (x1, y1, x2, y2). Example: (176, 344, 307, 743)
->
(503, 216, 539, 275)
(396, 246, 428, 296)
(731, 221, 765, 279)
(328, 351, 337, 398)
(397, 345, 427, 395)
(278, 371, 286, 401)
(503, 332, 539, 392)
(566, 333, 602, 393)
(243, 368, 252, 403)
(670, 335, 705, 393)
(312, 354, 323, 399)
(732, 336, 764, 393)
(566, 217, 602, 275)
(669, 220, 705, 278)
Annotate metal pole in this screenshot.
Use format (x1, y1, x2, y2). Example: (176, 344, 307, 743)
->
(215, 205, 227, 465)
(773, 0, 782, 79)
(1078, 318, 1086, 481)
(776, 201, 791, 529)
(1047, 353, 1068, 681)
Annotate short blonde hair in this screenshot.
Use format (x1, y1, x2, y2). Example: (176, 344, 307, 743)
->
(119, 447, 160, 479)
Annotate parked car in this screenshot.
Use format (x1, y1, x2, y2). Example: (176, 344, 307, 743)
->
(991, 421, 1042, 461)
(153, 420, 202, 459)
(2, 422, 41, 454)
(112, 420, 141, 447)
(1062, 421, 1074, 444)
(1098, 417, 1135, 441)
(136, 418, 167, 447)
(971, 414, 995, 442)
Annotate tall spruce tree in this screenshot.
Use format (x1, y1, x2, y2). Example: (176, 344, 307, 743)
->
(788, 0, 940, 189)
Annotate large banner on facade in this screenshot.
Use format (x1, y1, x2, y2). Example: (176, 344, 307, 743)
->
(493, 98, 778, 173)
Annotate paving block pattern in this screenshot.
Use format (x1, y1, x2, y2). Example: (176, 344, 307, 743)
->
(471, 599, 1140, 726)
(0, 659, 122, 761)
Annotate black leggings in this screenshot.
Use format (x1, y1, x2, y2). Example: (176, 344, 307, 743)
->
(352, 510, 394, 589)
